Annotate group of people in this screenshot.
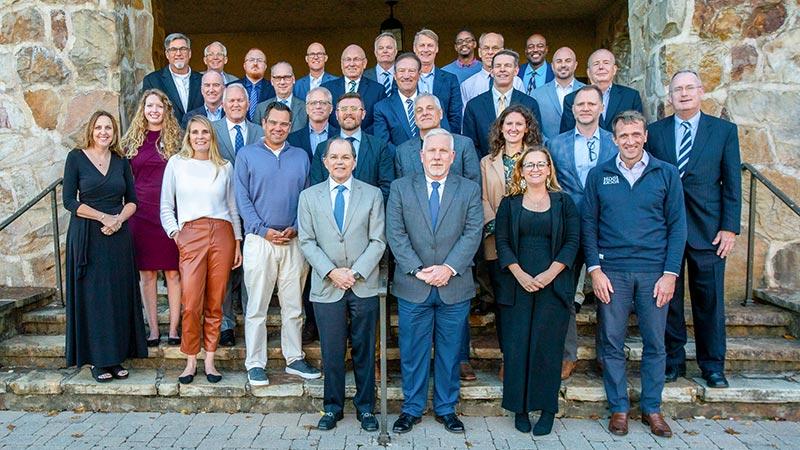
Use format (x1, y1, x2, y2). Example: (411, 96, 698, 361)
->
(62, 27, 741, 439)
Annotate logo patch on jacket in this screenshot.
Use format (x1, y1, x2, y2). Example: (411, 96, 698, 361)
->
(603, 175, 620, 185)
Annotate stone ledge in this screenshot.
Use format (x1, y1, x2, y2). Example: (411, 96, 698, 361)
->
(8, 369, 70, 394)
(175, 371, 247, 397)
(63, 367, 158, 396)
(625, 336, 800, 362)
(0, 286, 56, 311)
(699, 375, 800, 403)
(755, 288, 800, 314)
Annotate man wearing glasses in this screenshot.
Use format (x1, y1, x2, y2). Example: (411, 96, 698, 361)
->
(295, 42, 337, 101)
(202, 41, 237, 84)
(442, 29, 482, 84)
(517, 34, 555, 95)
(230, 48, 276, 122)
(322, 45, 387, 134)
(253, 62, 307, 133)
(142, 32, 203, 124)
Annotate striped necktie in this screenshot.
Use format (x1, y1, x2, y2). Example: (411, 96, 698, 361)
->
(497, 94, 506, 118)
(677, 121, 692, 177)
(527, 69, 536, 95)
(247, 83, 259, 121)
(348, 80, 357, 93)
(382, 71, 392, 96)
(406, 98, 417, 137)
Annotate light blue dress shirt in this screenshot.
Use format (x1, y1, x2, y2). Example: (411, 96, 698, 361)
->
(574, 127, 602, 186)
(673, 111, 701, 159)
(340, 128, 363, 158)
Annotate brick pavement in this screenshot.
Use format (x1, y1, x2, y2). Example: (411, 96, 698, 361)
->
(0, 410, 797, 449)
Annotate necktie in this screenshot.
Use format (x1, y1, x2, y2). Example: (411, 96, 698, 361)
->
(406, 98, 417, 137)
(587, 137, 597, 162)
(497, 94, 506, 117)
(247, 84, 259, 121)
(429, 181, 440, 229)
(677, 121, 692, 177)
(382, 72, 392, 97)
(348, 80, 357, 93)
(234, 124, 244, 154)
(280, 98, 289, 106)
(333, 185, 346, 232)
(345, 136, 357, 159)
(527, 70, 536, 95)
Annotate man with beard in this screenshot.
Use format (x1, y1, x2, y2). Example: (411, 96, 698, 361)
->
(442, 29, 482, 83)
(142, 32, 203, 124)
(230, 48, 276, 122)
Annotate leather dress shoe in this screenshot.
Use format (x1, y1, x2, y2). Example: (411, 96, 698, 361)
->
(642, 412, 673, 438)
(460, 362, 477, 381)
(436, 413, 465, 433)
(704, 372, 729, 388)
(392, 412, 421, 433)
(664, 364, 686, 383)
(561, 359, 576, 380)
(608, 412, 629, 436)
(317, 411, 343, 431)
(301, 324, 318, 345)
(358, 412, 379, 432)
(219, 329, 235, 347)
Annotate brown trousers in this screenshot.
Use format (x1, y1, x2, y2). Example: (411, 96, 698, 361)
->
(176, 218, 235, 355)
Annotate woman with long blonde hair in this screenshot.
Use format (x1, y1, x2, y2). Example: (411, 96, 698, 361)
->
(121, 89, 183, 348)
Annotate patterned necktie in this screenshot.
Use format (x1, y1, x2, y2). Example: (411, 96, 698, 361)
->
(429, 181, 440, 228)
(280, 98, 289, 106)
(383, 72, 392, 96)
(247, 84, 259, 121)
(233, 124, 244, 154)
(348, 80, 357, 93)
(587, 137, 597, 162)
(406, 98, 417, 137)
(677, 121, 692, 178)
(527, 70, 536, 95)
(497, 94, 507, 117)
(333, 185, 346, 232)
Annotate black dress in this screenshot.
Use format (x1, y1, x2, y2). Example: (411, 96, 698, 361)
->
(63, 150, 148, 367)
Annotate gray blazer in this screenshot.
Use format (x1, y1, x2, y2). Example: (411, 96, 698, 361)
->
(531, 79, 585, 141)
(212, 118, 263, 165)
(298, 178, 387, 303)
(252, 96, 308, 133)
(386, 174, 483, 304)
(394, 133, 481, 185)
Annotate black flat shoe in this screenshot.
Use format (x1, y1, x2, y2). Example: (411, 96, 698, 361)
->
(90, 366, 112, 383)
(108, 365, 129, 380)
(514, 413, 531, 433)
(167, 336, 181, 346)
(704, 372, 729, 388)
(206, 373, 222, 383)
(219, 329, 235, 347)
(146, 335, 161, 347)
(436, 413, 465, 433)
(533, 411, 555, 436)
(178, 370, 196, 384)
(392, 412, 421, 433)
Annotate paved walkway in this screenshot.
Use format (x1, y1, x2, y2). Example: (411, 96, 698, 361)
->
(0, 410, 796, 449)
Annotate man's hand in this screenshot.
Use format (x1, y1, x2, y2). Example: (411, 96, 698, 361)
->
(712, 230, 736, 258)
(265, 228, 290, 245)
(653, 273, 676, 308)
(281, 227, 297, 240)
(328, 268, 356, 290)
(590, 269, 614, 304)
(419, 265, 453, 287)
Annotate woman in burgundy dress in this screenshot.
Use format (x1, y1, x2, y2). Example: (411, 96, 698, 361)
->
(121, 89, 183, 346)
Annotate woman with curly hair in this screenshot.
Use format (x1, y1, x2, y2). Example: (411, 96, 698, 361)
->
(121, 89, 183, 347)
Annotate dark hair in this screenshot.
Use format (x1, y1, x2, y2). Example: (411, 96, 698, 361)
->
(337, 92, 364, 107)
(491, 49, 520, 67)
(394, 52, 421, 70)
(323, 137, 356, 158)
(611, 110, 647, 136)
(575, 84, 604, 103)
(455, 29, 476, 41)
(487, 104, 542, 158)
(262, 100, 293, 123)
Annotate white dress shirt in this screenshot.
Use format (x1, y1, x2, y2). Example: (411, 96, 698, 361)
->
(226, 118, 248, 148)
(673, 111, 701, 159)
(556, 79, 576, 110)
(344, 77, 361, 93)
(461, 68, 525, 111)
(309, 73, 325, 91)
(170, 68, 191, 112)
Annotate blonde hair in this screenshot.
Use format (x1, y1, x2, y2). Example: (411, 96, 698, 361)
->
(177, 115, 228, 178)
(121, 89, 182, 160)
(508, 146, 562, 196)
(78, 110, 124, 157)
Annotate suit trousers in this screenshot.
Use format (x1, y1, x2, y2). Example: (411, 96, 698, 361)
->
(597, 271, 668, 414)
(564, 251, 585, 361)
(243, 234, 308, 369)
(221, 241, 248, 333)
(398, 289, 470, 417)
(176, 218, 235, 355)
(313, 290, 378, 415)
(665, 247, 727, 374)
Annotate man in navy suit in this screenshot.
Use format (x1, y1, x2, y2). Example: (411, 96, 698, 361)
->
(181, 70, 225, 129)
(518, 33, 555, 95)
(413, 29, 463, 133)
(463, 49, 543, 158)
(363, 32, 398, 97)
(229, 48, 276, 122)
(322, 45, 387, 135)
(560, 49, 643, 133)
(288, 86, 339, 162)
(142, 32, 203, 124)
(531, 47, 584, 141)
(373, 53, 429, 148)
(647, 70, 741, 389)
(294, 42, 337, 101)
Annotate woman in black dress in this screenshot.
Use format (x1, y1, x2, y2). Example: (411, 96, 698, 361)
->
(63, 110, 148, 382)
(494, 146, 579, 435)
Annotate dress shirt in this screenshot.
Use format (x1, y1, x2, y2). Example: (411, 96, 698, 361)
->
(555, 79, 576, 110)
(491, 87, 514, 117)
(602, 84, 613, 118)
(276, 94, 293, 106)
(340, 128, 363, 158)
(170, 67, 191, 112)
(418, 67, 435, 94)
(205, 104, 223, 122)
(328, 176, 353, 224)
(309, 73, 325, 91)
(309, 123, 330, 155)
(226, 118, 248, 148)
(461, 68, 525, 109)
(424, 175, 458, 276)
(673, 111, 701, 159)
(574, 127, 602, 187)
(376, 66, 395, 84)
(399, 91, 418, 123)
(522, 61, 550, 93)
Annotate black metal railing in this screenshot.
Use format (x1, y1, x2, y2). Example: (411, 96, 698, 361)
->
(742, 163, 800, 306)
(0, 178, 64, 305)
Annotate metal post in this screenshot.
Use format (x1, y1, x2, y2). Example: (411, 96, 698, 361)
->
(50, 190, 64, 306)
(743, 174, 756, 306)
(377, 291, 390, 445)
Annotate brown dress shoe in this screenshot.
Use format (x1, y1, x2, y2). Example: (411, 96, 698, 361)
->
(642, 412, 673, 438)
(561, 359, 576, 380)
(608, 412, 629, 436)
(460, 361, 477, 381)
(498, 362, 504, 381)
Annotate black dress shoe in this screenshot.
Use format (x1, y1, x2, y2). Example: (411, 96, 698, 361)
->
(664, 364, 686, 383)
(219, 329, 235, 347)
(704, 372, 729, 388)
(435, 413, 465, 433)
(317, 411, 343, 431)
(302, 324, 318, 345)
(206, 373, 222, 383)
(392, 412, 421, 433)
(358, 412, 379, 432)
(514, 413, 531, 433)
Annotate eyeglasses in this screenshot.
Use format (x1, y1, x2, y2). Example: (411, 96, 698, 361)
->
(337, 106, 364, 113)
(522, 161, 549, 170)
(342, 57, 365, 64)
(167, 47, 190, 54)
(455, 38, 475, 45)
(307, 52, 326, 58)
(245, 57, 266, 64)
(307, 100, 332, 107)
(272, 75, 293, 82)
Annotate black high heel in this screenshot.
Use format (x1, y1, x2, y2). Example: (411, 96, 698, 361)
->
(178, 369, 196, 384)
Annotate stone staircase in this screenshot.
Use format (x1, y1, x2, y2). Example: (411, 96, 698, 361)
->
(1, 286, 800, 419)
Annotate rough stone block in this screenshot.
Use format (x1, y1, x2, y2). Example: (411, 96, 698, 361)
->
(629, 377, 703, 403)
(63, 367, 157, 395)
(9, 369, 69, 394)
(700, 376, 800, 403)
(563, 374, 607, 402)
(0, 370, 20, 393)
(249, 372, 304, 398)
(178, 371, 247, 397)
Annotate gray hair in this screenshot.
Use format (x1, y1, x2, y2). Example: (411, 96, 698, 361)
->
(223, 83, 248, 104)
(611, 110, 647, 136)
(414, 28, 439, 47)
(374, 32, 398, 51)
(478, 32, 504, 48)
(204, 41, 227, 56)
(669, 69, 702, 90)
(414, 93, 442, 111)
(271, 61, 294, 76)
(422, 128, 454, 151)
(307, 86, 333, 103)
(201, 70, 224, 84)
(164, 33, 191, 50)
(323, 137, 356, 158)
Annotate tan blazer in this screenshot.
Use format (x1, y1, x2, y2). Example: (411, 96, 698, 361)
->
(480, 153, 507, 260)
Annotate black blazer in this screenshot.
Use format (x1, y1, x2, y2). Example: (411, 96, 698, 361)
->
(141, 67, 203, 123)
(494, 191, 580, 308)
(646, 113, 741, 250)
(559, 83, 643, 133)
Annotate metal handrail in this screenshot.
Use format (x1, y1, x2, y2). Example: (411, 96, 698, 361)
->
(742, 163, 800, 306)
(0, 178, 64, 305)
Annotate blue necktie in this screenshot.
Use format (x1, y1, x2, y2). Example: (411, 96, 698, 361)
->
(406, 98, 417, 137)
(348, 80, 357, 93)
(527, 69, 537, 95)
(234, 124, 244, 153)
(345, 136, 357, 159)
(429, 181, 440, 228)
(247, 83, 259, 121)
(280, 98, 289, 106)
(333, 185, 346, 232)
(677, 121, 692, 178)
(382, 72, 392, 96)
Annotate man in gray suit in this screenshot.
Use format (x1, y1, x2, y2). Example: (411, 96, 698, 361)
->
(298, 138, 386, 432)
(387, 128, 483, 434)
(531, 47, 584, 141)
(213, 83, 264, 347)
(253, 62, 308, 132)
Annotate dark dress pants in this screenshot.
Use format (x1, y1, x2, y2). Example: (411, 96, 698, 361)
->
(313, 290, 379, 415)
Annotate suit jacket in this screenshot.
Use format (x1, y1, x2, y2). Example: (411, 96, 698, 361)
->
(363, 65, 395, 93)
(462, 89, 543, 158)
(212, 118, 264, 165)
(228, 77, 276, 118)
(428, 68, 463, 133)
(293, 71, 338, 100)
(646, 113, 741, 250)
(386, 173, 483, 303)
(141, 67, 203, 123)
(372, 94, 453, 147)
(531, 79, 585, 141)
(548, 127, 618, 211)
(494, 192, 579, 308)
(322, 76, 387, 134)
(298, 178, 387, 303)
(252, 96, 308, 133)
(180, 105, 225, 129)
(202, 70, 238, 84)
(479, 153, 506, 261)
(394, 134, 480, 185)
(517, 61, 556, 89)
(287, 123, 340, 161)
(560, 83, 643, 133)
(310, 132, 395, 201)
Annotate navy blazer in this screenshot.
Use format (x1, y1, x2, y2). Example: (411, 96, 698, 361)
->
(180, 105, 225, 129)
(322, 76, 387, 135)
(516, 62, 555, 90)
(141, 67, 203, 123)
(372, 94, 455, 148)
(428, 68, 463, 133)
(287, 124, 340, 161)
(462, 89, 543, 158)
(548, 127, 618, 211)
(293, 72, 338, 100)
(228, 77, 276, 120)
(310, 131, 395, 201)
(560, 83, 643, 133)
(646, 113, 741, 250)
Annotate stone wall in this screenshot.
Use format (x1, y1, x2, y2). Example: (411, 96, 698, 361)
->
(0, 0, 154, 286)
(629, 0, 800, 298)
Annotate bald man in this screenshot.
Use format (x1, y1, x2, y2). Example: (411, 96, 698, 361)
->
(530, 47, 585, 140)
(181, 70, 226, 129)
(253, 62, 308, 132)
(518, 34, 555, 95)
(295, 42, 337, 100)
(460, 32, 525, 108)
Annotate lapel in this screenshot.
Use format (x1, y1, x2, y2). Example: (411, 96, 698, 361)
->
(436, 175, 459, 234)
(548, 193, 563, 257)
(598, 131, 618, 163)
(510, 195, 522, 251)
(546, 82, 561, 114)
(477, 91, 495, 124)
(188, 72, 201, 109)
(391, 95, 413, 137)
(342, 180, 361, 235)
(660, 116, 678, 164)
(489, 154, 505, 189)
(215, 121, 234, 160)
(413, 175, 434, 235)
(603, 85, 624, 128)
(353, 134, 370, 179)
(159, 67, 183, 114)
(564, 132, 581, 183)
(684, 112, 712, 175)
(246, 122, 261, 145)
(316, 183, 340, 234)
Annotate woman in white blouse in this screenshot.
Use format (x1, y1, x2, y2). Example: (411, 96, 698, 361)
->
(160, 116, 242, 384)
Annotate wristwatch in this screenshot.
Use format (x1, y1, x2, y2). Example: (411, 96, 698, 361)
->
(410, 267, 422, 276)
(351, 270, 363, 280)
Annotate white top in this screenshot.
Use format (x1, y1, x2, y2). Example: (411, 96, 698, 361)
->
(170, 68, 191, 112)
(159, 156, 242, 240)
(555, 79, 576, 111)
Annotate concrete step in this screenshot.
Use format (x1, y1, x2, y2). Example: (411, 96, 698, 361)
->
(0, 286, 57, 339)
(1, 367, 799, 419)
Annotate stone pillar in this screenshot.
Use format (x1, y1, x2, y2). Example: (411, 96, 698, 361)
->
(628, 0, 800, 298)
(0, 1, 154, 286)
